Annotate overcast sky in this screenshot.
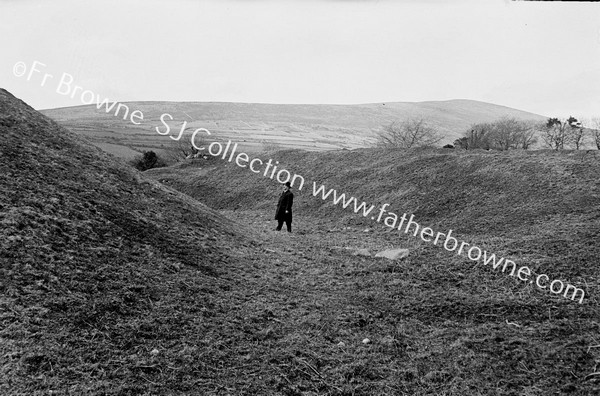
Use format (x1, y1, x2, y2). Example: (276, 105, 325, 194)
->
(1, 0, 599, 118)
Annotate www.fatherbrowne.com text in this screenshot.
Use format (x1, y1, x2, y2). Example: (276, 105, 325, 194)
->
(310, 183, 585, 304)
(14, 60, 586, 304)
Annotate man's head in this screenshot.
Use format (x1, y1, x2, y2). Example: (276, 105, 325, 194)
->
(283, 181, 291, 191)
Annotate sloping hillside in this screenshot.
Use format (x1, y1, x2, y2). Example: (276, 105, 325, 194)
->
(41, 99, 546, 160)
(4, 88, 600, 394)
(147, 147, 600, 392)
(148, 147, 600, 251)
(0, 89, 261, 394)
(149, 146, 600, 305)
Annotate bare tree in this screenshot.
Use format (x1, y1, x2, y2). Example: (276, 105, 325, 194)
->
(540, 118, 569, 150)
(376, 118, 443, 149)
(455, 125, 486, 149)
(540, 116, 588, 150)
(488, 117, 536, 150)
(518, 121, 539, 149)
(455, 118, 537, 150)
(468, 123, 492, 149)
(568, 126, 586, 150)
(565, 116, 586, 150)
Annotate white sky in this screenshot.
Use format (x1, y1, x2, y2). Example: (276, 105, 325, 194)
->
(1, 0, 599, 118)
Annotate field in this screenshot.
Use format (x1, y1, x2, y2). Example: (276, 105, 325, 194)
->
(145, 147, 600, 394)
(2, 89, 600, 395)
(40, 99, 547, 162)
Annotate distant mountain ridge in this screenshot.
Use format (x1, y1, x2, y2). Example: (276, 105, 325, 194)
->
(41, 98, 547, 159)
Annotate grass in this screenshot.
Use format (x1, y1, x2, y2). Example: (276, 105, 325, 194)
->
(145, 145, 600, 393)
(2, 88, 600, 394)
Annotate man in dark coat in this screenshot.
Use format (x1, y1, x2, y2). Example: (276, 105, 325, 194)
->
(275, 181, 294, 232)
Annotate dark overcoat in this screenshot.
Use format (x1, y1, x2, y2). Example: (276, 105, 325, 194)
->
(275, 190, 294, 221)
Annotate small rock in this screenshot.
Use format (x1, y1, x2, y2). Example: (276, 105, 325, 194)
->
(375, 248, 409, 260)
(150, 348, 159, 355)
(363, 228, 371, 232)
(362, 338, 371, 344)
(337, 341, 345, 347)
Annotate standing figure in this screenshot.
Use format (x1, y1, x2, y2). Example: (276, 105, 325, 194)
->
(275, 181, 294, 232)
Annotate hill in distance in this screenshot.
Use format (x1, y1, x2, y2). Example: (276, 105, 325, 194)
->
(41, 99, 547, 161)
(5, 88, 599, 394)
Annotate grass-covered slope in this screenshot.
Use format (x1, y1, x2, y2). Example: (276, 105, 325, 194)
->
(4, 87, 600, 395)
(150, 148, 600, 254)
(0, 89, 259, 394)
(149, 147, 600, 310)
(147, 147, 600, 393)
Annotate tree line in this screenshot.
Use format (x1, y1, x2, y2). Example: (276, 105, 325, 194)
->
(375, 116, 600, 150)
(133, 114, 600, 173)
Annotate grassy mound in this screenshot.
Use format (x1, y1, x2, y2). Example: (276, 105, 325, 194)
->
(6, 89, 600, 394)
(145, 145, 600, 393)
(0, 89, 258, 394)
(148, 147, 600, 299)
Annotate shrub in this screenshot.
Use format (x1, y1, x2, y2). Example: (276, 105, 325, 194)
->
(131, 151, 167, 171)
(375, 118, 442, 149)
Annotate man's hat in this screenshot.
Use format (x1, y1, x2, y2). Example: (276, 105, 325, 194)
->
(284, 181, 291, 188)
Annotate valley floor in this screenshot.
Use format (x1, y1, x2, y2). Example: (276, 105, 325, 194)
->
(5, 209, 598, 395)
(163, 208, 599, 395)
